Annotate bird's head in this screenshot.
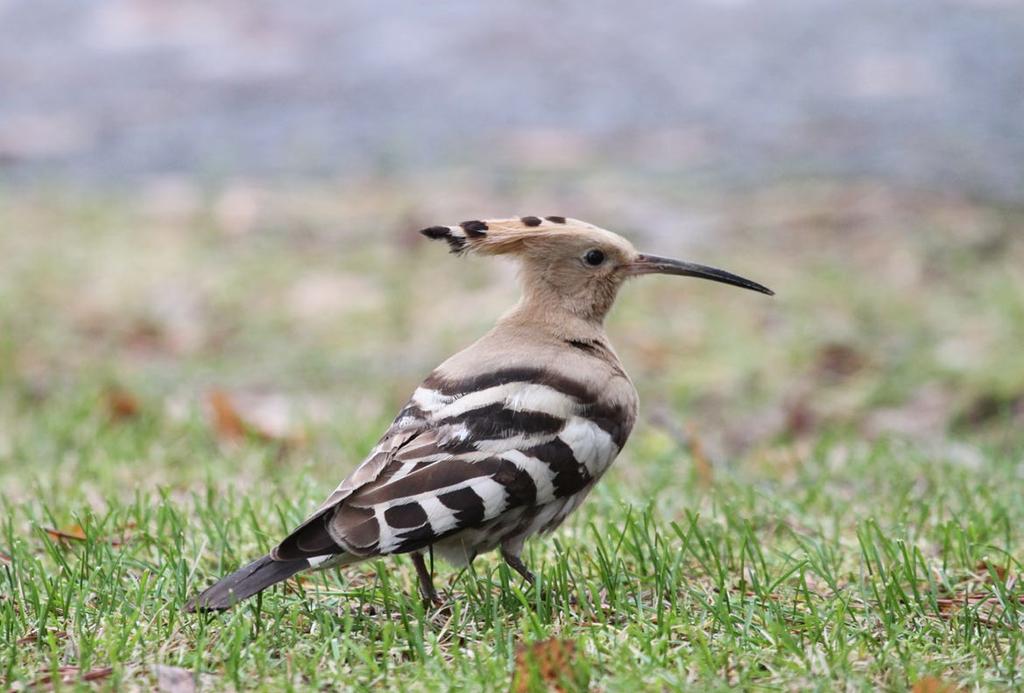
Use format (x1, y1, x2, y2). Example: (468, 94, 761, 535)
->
(420, 216, 773, 324)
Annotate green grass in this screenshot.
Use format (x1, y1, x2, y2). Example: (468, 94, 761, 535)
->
(3, 416, 1022, 690)
(1, 180, 1023, 690)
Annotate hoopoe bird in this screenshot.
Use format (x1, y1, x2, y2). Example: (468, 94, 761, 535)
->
(185, 216, 772, 611)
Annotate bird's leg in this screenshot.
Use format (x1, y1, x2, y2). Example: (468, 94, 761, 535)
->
(411, 552, 442, 607)
(500, 547, 535, 585)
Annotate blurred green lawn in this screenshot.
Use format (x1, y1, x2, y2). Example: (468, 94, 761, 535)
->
(1, 176, 1022, 690)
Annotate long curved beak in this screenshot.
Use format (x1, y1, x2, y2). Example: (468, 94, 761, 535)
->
(625, 254, 774, 296)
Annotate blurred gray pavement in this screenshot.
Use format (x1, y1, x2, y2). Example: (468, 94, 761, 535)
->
(0, 0, 1021, 199)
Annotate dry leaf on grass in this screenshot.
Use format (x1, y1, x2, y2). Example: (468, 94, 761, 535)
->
(104, 387, 141, 421)
(933, 562, 1022, 628)
(43, 523, 132, 547)
(934, 593, 1024, 627)
(975, 560, 1010, 583)
(16, 630, 68, 646)
(814, 342, 868, 380)
(206, 389, 305, 445)
(153, 664, 197, 693)
(207, 389, 249, 440)
(30, 665, 114, 688)
(43, 525, 88, 543)
(513, 638, 588, 693)
(911, 675, 964, 693)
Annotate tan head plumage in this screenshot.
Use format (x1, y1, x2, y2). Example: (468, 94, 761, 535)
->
(421, 215, 772, 323)
(419, 216, 631, 257)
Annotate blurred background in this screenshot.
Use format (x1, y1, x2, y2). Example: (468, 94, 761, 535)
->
(2, 0, 1024, 195)
(1, 0, 1022, 496)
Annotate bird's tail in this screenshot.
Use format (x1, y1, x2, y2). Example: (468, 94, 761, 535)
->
(184, 554, 308, 612)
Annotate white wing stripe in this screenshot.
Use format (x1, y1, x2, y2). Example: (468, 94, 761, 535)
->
(420, 496, 459, 535)
(450, 383, 577, 418)
(414, 383, 579, 420)
(411, 387, 456, 411)
(559, 416, 618, 478)
(505, 385, 577, 416)
(473, 432, 560, 453)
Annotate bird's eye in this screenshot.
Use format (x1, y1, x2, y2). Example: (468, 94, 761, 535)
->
(584, 249, 606, 266)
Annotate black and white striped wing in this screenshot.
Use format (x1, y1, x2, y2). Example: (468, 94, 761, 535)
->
(274, 368, 629, 561)
(270, 424, 427, 561)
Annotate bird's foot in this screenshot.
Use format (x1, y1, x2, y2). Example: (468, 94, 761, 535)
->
(421, 593, 445, 610)
(500, 549, 536, 587)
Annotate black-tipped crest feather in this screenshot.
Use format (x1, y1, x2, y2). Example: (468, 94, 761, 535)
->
(419, 225, 469, 254)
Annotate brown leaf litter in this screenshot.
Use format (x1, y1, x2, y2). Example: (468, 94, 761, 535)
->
(26, 665, 114, 689)
(206, 389, 306, 446)
(933, 561, 1023, 629)
(42, 522, 134, 547)
(513, 638, 588, 692)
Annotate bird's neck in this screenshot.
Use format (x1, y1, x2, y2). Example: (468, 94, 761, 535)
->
(499, 292, 610, 345)
(506, 264, 620, 332)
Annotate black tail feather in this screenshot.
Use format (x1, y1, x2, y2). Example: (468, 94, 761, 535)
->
(184, 554, 309, 612)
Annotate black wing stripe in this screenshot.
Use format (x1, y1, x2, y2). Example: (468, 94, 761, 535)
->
(438, 402, 564, 439)
(384, 502, 429, 529)
(583, 407, 632, 448)
(425, 367, 592, 401)
(394, 523, 437, 553)
(492, 458, 538, 507)
(438, 486, 487, 526)
(526, 438, 591, 497)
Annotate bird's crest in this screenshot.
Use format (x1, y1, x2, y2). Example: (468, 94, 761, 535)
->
(419, 216, 597, 255)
